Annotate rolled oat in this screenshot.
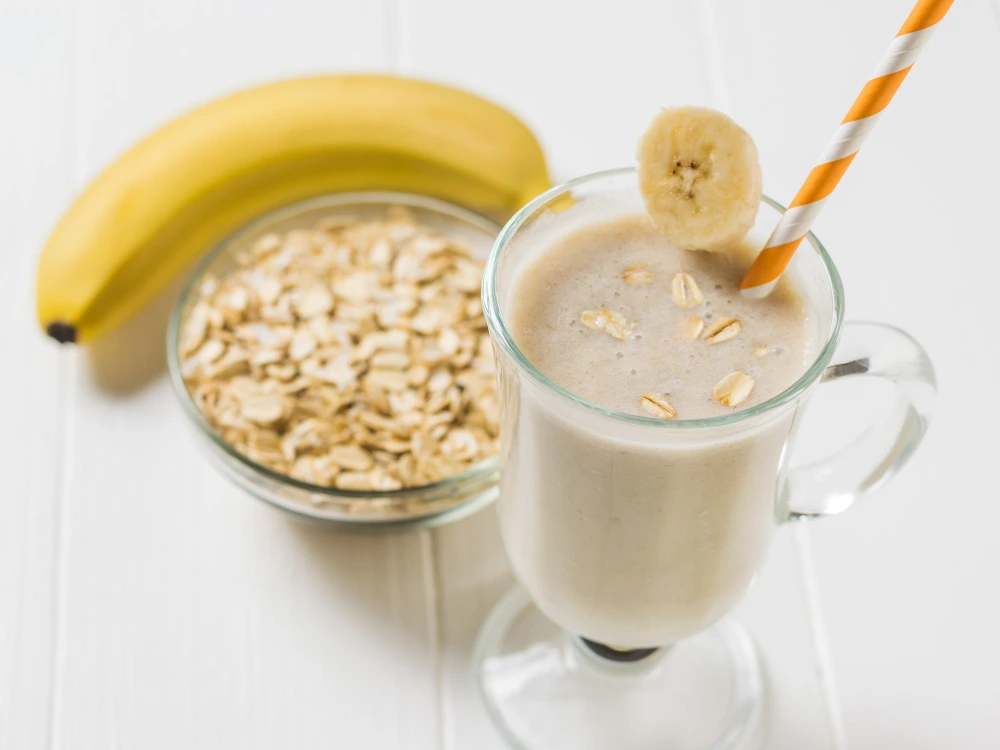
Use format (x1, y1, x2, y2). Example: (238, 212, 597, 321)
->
(180, 208, 499, 490)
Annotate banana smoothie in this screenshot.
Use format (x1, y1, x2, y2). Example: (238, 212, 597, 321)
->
(498, 214, 817, 647)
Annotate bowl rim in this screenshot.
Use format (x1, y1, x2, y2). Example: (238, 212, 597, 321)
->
(166, 191, 503, 509)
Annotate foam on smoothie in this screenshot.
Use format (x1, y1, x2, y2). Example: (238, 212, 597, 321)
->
(508, 214, 812, 419)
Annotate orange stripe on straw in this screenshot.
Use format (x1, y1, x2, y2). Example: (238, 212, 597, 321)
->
(788, 153, 857, 208)
(898, 0, 953, 35)
(741, 239, 806, 290)
(841, 67, 913, 124)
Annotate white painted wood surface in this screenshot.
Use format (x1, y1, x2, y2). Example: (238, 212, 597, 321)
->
(2, 0, 998, 748)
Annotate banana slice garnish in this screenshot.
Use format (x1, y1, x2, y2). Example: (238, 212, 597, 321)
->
(637, 106, 762, 252)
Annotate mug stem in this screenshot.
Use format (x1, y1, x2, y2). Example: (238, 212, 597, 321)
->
(578, 637, 661, 663)
(474, 586, 764, 748)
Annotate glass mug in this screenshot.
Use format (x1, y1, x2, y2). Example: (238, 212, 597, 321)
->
(474, 168, 936, 750)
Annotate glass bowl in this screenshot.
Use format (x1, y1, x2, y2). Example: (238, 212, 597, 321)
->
(167, 192, 501, 529)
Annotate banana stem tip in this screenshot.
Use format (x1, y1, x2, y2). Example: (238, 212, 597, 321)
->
(46, 321, 77, 344)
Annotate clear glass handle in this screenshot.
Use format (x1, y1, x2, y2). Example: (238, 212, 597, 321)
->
(785, 321, 937, 518)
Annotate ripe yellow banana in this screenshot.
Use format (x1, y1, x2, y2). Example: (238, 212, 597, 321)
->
(36, 75, 551, 343)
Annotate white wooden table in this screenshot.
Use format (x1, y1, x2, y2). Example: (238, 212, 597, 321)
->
(3, 0, 999, 747)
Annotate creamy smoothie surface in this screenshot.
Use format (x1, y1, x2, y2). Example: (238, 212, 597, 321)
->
(507, 214, 813, 419)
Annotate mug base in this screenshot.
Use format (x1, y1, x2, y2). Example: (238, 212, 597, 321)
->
(474, 586, 764, 750)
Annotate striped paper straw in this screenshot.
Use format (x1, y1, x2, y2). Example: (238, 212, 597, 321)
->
(740, 0, 954, 297)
